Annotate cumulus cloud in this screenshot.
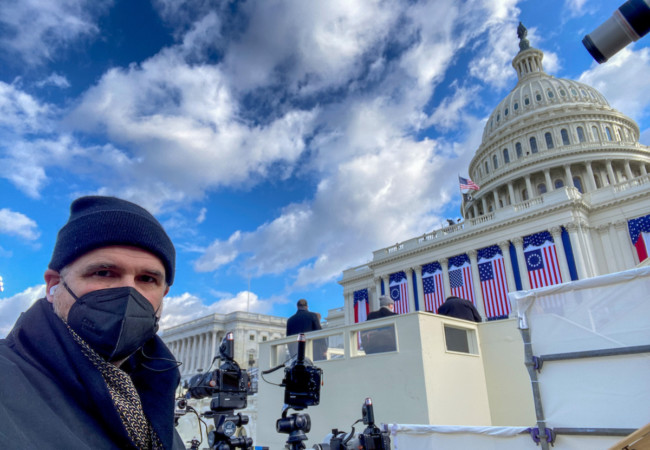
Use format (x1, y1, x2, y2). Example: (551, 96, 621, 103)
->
(0, 208, 40, 240)
(0, 0, 111, 66)
(578, 46, 650, 123)
(0, 285, 44, 337)
(36, 73, 71, 89)
(159, 290, 284, 330)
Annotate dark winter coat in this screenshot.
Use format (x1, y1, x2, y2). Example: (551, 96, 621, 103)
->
(437, 296, 482, 322)
(286, 309, 321, 336)
(367, 307, 397, 321)
(0, 298, 185, 449)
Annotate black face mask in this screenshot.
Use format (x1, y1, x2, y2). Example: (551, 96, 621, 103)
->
(63, 282, 160, 362)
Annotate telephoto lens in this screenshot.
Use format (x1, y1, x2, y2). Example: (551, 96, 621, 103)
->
(583, 0, 650, 63)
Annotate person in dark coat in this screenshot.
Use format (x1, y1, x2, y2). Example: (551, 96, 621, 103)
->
(367, 295, 398, 320)
(286, 299, 322, 357)
(0, 196, 185, 449)
(437, 296, 482, 322)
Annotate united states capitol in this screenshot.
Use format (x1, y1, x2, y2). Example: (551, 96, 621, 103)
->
(164, 25, 650, 449)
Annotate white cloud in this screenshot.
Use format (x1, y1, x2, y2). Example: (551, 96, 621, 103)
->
(578, 46, 650, 122)
(159, 290, 284, 330)
(0, 0, 111, 66)
(0, 81, 53, 134)
(0, 208, 40, 240)
(197, 207, 207, 224)
(0, 285, 44, 337)
(36, 73, 71, 89)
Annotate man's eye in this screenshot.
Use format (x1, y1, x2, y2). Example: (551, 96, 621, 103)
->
(95, 270, 113, 277)
(139, 275, 158, 284)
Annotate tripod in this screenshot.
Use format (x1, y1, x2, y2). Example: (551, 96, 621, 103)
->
(203, 409, 253, 450)
(277, 407, 311, 450)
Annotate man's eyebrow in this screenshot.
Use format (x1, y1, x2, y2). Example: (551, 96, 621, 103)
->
(83, 262, 119, 272)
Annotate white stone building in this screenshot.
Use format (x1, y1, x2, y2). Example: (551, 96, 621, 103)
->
(338, 27, 650, 323)
(161, 311, 286, 378)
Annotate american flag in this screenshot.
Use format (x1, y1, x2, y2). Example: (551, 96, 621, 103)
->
(524, 231, 562, 289)
(353, 289, 369, 323)
(422, 262, 444, 313)
(478, 246, 510, 318)
(389, 271, 410, 314)
(459, 175, 480, 192)
(448, 254, 475, 304)
(628, 214, 650, 262)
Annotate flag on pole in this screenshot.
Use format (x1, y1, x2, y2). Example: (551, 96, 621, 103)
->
(353, 289, 369, 323)
(477, 245, 510, 319)
(459, 175, 480, 192)
(389, 272, 410, 314)
(448, 254, 476, 304)
(523, 231, 563, 289)
(628, 214, 650, 262)
(422, 262, 444, 313)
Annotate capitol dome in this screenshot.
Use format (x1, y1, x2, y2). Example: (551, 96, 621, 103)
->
(465, 24, 647, 220)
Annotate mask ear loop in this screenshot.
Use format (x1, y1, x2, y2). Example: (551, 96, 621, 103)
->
(139, 346, 183, 372)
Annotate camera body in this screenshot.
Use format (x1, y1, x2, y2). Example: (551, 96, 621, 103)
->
(282, 360, 322, 409)
(186, 363, 252, 411)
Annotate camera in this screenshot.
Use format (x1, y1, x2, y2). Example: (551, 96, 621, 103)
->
(312, 398, 391, 450)
(281, 336, 322, 409)
(183, 332, 254, 449)
(185, 333, 253, 411)
(583, 0, 650, 63)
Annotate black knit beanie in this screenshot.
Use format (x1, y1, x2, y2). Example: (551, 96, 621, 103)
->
(48, 196, 175, 285)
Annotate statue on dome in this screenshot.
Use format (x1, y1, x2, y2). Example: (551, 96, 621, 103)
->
(517, 22, 530, 51)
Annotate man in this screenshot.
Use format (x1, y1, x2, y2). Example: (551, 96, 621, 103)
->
(286, 299, 321, 357)
(437, 296, 482, 323)
(0, 196, 185, 449)
(367, 295, 398, 320)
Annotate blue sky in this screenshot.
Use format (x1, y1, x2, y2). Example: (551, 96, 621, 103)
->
(1, 0, 650, 336)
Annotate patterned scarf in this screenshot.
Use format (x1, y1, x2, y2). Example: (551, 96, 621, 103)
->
(66, 325, 163, 449)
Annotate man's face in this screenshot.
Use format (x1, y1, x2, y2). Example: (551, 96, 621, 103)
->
(45, 245, 169, 322)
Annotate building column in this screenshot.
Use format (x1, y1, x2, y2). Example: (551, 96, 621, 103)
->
(596, 224, 619, 273)
(525, 175, 533, 198)
(382, 275, 390, 303)
(606, 160, 616, 185)
(492, 190, 500, 209)
(345, 290, 354, 325)
(481, 196, 487, 214)
(544, 169, 553, 191)
(585, 161, 597, 191)
(550, 226, 571, 282)
(615, 219, 637, 268)
(211, 330, 218, 362)
(373, 277, 382, 311)
(188, 336, 196, 373)
(440, 257, 451, 299)
(472, 203, 479, 218)
(640, 164, 648, 176)
(467, 249, 487, 319)
(564, 164, 574, 188)
(178, 338, 186, 374)
(507, 182, 515, 205)
(564, 222, 591, 279)
(414, 266, 424, 312)
(498, 241, 516, 293)
(512, 237, 531, 290)
(624, 160, 634, 180)
(406, 267, 416, 312)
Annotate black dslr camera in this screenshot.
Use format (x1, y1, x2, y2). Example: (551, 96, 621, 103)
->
(313, 398, 391, 450)
(184, 332, 254, 449)
(186, 332, 252, 411)
(281, 336, 323, 409)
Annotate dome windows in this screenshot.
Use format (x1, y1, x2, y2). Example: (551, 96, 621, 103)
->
(560, 89, 566, 97)
(497, 113, 500, 122)
(535, 93, 542, 102)
(493, 154, 499, 169)
(504, 107, 509, 116)
(516, 142, 523, 158)
(606, 127, 613, 141)
(503, 148, 510, 163)
(537, 183, 547, 195)
(571, 88, 578, 96)
(592, 126, 600, 140)
(561, 129, 570, 146)
(554, 179, 564, 189)
(577, 126, 585, 143)
(485, 161, 489, 174)
(530, 137, 538, 153)
(514, 102, 519, 110)
(545, 132, 554, 149)
(524, 97, 530, 106)
(547, 90, 554, 99)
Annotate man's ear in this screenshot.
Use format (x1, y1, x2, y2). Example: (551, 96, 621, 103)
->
(44, 269, 61, 303)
